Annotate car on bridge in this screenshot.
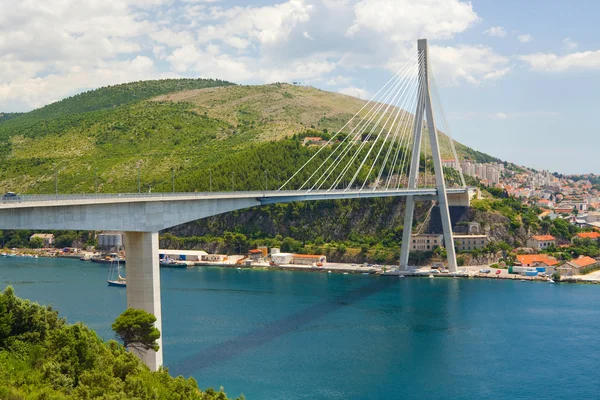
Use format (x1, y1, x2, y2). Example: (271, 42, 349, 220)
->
(2, 192, 21, 203)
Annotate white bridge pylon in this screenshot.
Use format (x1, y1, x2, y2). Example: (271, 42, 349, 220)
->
(282, 39, 465, 272)
(400, 39, 458, 272)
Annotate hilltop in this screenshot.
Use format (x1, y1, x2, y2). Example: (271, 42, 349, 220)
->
(0, 80, 495, 194)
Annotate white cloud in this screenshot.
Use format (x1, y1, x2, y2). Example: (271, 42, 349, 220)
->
(563, 37, 578, 50)
(0, 56, 165, 110)
(429, 44, 511, 84)
(327, 75, 352, 85)
(0, 0, 509, 112)
(338, 86, 370, 99)
(347, 0, 479, 40)
(449, 110, 558, 120)
(483, 26, 506, 38)
(519, 50, 600, 72)
(196, 0, 314, 46)
(518, 34, 533, 43)
(166, 44, 253, 81)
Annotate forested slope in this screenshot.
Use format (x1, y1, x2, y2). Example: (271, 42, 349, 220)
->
(0, 286, 240, 399)
(0, 81, 496, 194)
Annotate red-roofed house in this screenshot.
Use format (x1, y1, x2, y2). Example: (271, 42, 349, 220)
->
(248, 249, 264, 261)
(526, 235, 557, 250)
(571, 232, 600, 243)
(558, 256, 599, 276)
(516, 254, 559, 267)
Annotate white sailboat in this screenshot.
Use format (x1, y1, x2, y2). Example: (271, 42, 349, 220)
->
(107, 259, 126, 287)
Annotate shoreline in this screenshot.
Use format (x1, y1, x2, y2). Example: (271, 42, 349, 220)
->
(3, 250, 598, 284)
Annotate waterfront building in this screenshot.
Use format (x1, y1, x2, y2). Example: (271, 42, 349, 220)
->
(271, 253, 293, 265)
(248, 249, 263, 261)
(526, 235, 556, 250)
(410, 234, 443, 251)
(291, 254, 326, 265)
(159, 249, 207, 261)
(200, 254, 227, 262)
(516, 254, 559, 268)
(453, 234, 489, 251)
(558, 256, 599, 276)
(30, 233, 55, 246)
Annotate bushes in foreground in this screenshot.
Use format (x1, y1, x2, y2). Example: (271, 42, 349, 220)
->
(0, 286, 242, 400)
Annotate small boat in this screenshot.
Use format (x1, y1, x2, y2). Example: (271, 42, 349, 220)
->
(361, 272, 369, 275)
(327, 270, 332, 274)
(429, 274, 434, 278)
(520, 279, 526, 282)
(160, 256, 187, 268)
(237, 267, 241, 270)
(1, 252, 7, 257)
(34, 255, 38, 259)
(343, 272, 349, 275)
(7, 253, 16, 257)
(547, 278, 555, 284)
(107, 259, 126, 287)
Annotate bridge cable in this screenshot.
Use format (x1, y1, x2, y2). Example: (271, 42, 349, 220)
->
(279, 52, 419, 191)
(309, 64, 412, 191)
(336, 54, 423, 191)
(310, 55, 420, 191)
(300, 54, 418, 191)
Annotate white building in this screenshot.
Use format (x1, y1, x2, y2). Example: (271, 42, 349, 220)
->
(159, 249, 208, 261)
(526, 235, 556, 250)
(271, 253, 293, 265)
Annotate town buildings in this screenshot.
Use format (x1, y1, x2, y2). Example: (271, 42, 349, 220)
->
(410, 234, 443, 251)
(526, 235, 557, 250)
(29, 233, 54, 246)
(453, 235, 489, 251)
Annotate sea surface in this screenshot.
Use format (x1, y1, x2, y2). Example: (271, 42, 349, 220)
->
(1, 256, 599, 399)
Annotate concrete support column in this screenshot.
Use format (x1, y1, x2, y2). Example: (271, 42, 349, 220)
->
(399, 195, 415, 271)
(124, 231, 163, 371)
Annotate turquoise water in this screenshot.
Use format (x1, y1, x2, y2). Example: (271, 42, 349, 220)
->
(1, 257, 599, 399)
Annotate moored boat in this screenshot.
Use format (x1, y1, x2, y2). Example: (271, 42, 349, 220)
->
(107, 259, 126, 287)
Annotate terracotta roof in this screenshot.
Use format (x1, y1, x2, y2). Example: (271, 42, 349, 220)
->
(248, 249, 263, 254)
(516, 254, 559, 266)
(531, 235, 556, 241)
(574, 232, 600, 240)
(572, 256, 598, 268)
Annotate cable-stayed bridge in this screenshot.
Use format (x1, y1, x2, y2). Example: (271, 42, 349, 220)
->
(0, 39, 475, 370)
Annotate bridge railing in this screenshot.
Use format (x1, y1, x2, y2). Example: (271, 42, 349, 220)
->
(1, 187, 471, 205)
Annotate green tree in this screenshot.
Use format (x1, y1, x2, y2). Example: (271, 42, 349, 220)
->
(29, 236, 44, 248)
(112, 309, 160, 352)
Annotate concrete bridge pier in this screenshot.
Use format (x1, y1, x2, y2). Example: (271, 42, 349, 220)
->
(124, 231, 163, 371)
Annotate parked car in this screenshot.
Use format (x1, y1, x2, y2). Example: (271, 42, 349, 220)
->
(479, 269, 491, 274)
(2, 192, 21, 202)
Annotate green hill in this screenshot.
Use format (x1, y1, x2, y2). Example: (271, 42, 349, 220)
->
(0, 80, 495, 194)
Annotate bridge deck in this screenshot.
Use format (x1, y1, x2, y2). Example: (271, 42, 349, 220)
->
(0, 188, 470, 209)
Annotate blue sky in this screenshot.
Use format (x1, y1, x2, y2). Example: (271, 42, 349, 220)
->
(0, 0, 598, 174)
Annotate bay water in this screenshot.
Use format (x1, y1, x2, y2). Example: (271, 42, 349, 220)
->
(1, 257, 599, 399)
